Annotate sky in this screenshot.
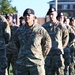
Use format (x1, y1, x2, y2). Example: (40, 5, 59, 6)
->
(11, 0, 51, 17)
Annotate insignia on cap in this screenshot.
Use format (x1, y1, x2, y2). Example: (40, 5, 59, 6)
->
(61, 13, 63, 16)
(27, 9, 31, 14)
(51, 8, 55, 11)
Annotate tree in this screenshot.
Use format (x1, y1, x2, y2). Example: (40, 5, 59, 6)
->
(0, 0, 18, 15)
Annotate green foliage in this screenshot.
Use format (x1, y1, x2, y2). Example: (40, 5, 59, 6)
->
(0, 0, 18, 15)
(9, 64, 14, 75)
(64, 13, 68, 17)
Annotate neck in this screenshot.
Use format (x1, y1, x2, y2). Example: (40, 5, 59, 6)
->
(26, 21, 34, 26)
(51, 19, 57, 23)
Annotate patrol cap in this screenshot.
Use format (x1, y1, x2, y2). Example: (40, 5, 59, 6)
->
(47, 7, 56, 15)
(23, 8, 35, 16)
(58, 12, 64, 17)
(19, 16, 24, 19)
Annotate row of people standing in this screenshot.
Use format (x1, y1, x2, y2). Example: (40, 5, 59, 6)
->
(46, 7, 75, 75)
(43, 7, 69, 75)
(0, 7, 75, 75)
(14, 7, 75, 75)
(5, 8, 52, 75)
(57, 12, 75, 75)
(12, 7, 74, 75)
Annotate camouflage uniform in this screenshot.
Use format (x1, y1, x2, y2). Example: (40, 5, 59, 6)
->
(64, 47, 70, 75)
(63, 24, 72, 75)
(69, 25, 75, 75)
(0, 15, 11, 75)
(14, 24, 52, 75)
(57, 12, 71, 75)
(43, 20, 69, 75)
(6, 25, 18, 75)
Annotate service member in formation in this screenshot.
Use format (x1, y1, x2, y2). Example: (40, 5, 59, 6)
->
(14, 8, 52, 75)
(42, 7, 69, 75)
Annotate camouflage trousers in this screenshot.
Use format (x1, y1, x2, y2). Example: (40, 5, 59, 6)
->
(69, 62, 75, 75)
(15, 62, 45, 75)
(64, 65, 69, 75)
(45, 54, 64, 75)
(0, 49, 7, 75)
(64, 47, 71, 75)
(6, 53, 18, 75)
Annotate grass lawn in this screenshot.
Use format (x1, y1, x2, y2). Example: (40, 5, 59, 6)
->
(9, 64, 14, 75)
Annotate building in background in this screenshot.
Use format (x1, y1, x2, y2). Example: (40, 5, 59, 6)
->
(48, 0, 75, 17)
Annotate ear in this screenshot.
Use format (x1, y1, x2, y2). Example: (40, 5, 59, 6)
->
(56, 12, 58, 17)
(33, 15, 35, 20)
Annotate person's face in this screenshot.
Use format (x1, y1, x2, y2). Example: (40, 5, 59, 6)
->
(58, 16, 64, 23)
(21, 19, 25, 25)
(49, 11, 57, 22)
(70, 20, 75, 26)
(24, 14, 35, 24)
(20, 19, 25, 25)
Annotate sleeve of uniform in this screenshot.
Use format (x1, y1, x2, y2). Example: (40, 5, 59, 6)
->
(41, 27, 52, 58)
(62, 25, 69, 49)
(13, 28, 20, 49)
(69, 26, 75, 43)
(3, 22, 11, 44)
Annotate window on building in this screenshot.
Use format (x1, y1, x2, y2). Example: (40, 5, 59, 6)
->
(62, 5, 68, 10)
(70, 4, 73, 9)
(58, 5, 61, 9)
